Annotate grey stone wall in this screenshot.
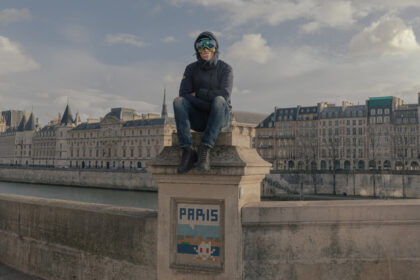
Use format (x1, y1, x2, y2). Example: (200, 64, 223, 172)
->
(0, 167, 157, 191)
(264, 171, 420, 198)
(242, 200, 420, 280)
(0, 193, 157, 280)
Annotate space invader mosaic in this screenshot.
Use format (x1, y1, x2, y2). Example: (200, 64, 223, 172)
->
(171, 199, 224, 271)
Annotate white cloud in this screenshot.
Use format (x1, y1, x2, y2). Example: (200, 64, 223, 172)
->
(161, 36, 175, 43)
(0, 48, 181, 124)
(0, 8, 31, 24)
(300, 1, 354, 33)
(173, 0, 420, 33)
(61, 24, 91, 44)
(349, 16, 420, 55)
(352, 1, 420, 18)
(173, 0, 356, 31)
(226, 33, 272, 64)
(188, 30, 222, 39)
(164, 74, 182, 84)
(105, 33, 146, 47)
(51, 88, 158, 121)
(0, 36, 39, 75)
(232, 86, 251, 95)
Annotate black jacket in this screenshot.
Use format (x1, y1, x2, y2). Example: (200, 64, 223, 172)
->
(179, 31, 233, 112)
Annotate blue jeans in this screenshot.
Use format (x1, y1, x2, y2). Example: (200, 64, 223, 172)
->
(173, 96, 231, 148)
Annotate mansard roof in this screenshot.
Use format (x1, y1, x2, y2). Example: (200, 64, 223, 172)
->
(393, 106, 418, 124)
(105, 107, 137, 121)
(39, 125, 57, 132)
(33, 125, 57, 137)
(256, 112, 275, 128)
(73, 122, 101, 131)
(72, 117, 175, 131)
(298, 106, 318, 114)
(274, 107, 298, 122)
(122, 117, 175, 128)
(61, 104, 74, 125)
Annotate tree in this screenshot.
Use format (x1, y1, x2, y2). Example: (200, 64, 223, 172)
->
(393, 127, 411, 198)
(303, 132, 319, 194)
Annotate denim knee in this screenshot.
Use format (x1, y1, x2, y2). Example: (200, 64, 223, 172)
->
(211, 96, 227, 108)
(173, 97, 185, 111)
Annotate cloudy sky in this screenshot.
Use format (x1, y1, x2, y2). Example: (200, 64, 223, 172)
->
(2, 1, 420, 124)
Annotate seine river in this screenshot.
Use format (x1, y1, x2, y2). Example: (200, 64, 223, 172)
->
(0, 181, 157, 209)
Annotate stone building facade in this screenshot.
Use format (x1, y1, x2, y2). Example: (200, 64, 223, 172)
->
(0, 111, 38, 166)
(32, 104, 78, 167)
(0, 93, 266, 170)
(257, 93, 420, 171)
(67, 108, 175, 170)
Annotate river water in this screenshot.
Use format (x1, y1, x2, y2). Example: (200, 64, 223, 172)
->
(0, 181, 157, 209)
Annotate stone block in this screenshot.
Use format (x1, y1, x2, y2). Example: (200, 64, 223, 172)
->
(242, 199, 420, 279)
(149, 130, 270, 279)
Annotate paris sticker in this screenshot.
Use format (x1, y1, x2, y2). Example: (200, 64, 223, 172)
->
(171, 199, 224, 271)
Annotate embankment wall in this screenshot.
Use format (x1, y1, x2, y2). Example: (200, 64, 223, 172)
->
(0, 167, 156, 191)
(242, 200, 420, 280)
(0, 194, 157, 280)
(2, 194, 420, 279)
(264, 172, 420, 197)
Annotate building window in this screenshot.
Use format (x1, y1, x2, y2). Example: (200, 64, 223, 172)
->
(371, 109, 376, 115)
(384, 108, 390, 115)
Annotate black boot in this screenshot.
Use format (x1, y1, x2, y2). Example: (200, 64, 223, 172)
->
(177, 146, 197, 174)
(196, 144, 211, 172)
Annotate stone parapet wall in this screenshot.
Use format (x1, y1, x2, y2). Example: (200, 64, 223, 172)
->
(264, 172, 420, 198)
(0, 167, 157, 191)
(242, 200, 420, 280)
(0, 194, 158, 280)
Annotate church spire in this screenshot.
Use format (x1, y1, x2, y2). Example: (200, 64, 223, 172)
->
(161, 88, 168, 119)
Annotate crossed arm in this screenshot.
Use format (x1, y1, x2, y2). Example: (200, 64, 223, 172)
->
(178, 64, 233, 112)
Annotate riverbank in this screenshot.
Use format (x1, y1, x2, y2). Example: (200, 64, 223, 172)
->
(0, 166, 157, 191)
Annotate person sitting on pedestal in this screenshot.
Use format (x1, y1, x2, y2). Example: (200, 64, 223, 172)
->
(173, 31, 233, 174)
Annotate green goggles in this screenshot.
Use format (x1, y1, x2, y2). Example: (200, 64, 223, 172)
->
(196, 38, 216, 50)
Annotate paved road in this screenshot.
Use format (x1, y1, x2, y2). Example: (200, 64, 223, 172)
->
(0, 263, 41, 280)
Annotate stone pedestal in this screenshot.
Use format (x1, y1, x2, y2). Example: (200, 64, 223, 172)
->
(148, 131, 270, 280)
